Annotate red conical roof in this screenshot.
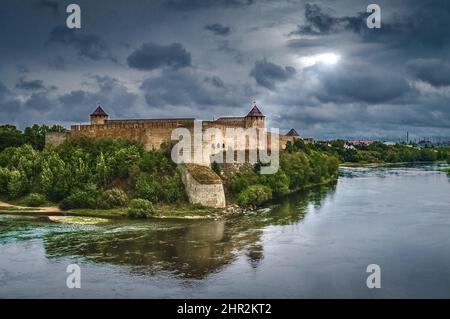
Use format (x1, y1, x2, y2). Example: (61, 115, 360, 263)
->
(246, 104, 265, 117)
(90, 105, 108, 117)
(286, 128, 299, 136)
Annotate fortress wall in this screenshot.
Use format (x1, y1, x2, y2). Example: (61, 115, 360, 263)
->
(106, 119, 195, 127)
(68, 119, 294, 153)
(71, 124, 178, 150)
(45, 132, 71, 147)
(71, 119, 197, 150)
(209, 117, 246, 127)
(278, 135, 297, 150)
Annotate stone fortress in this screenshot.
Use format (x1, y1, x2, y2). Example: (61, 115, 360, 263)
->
(46, 103, 301, 208)
(47, 102, 300, 154)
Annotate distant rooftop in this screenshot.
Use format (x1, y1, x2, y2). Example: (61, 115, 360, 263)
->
(286, 128, 299, 136)
(90, 105, 108, 117)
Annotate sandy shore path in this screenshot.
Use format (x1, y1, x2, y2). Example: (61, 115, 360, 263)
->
(0, 200, 63, 215)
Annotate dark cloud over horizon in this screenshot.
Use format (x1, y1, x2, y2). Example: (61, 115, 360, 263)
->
(250, 59, 296, 90)
(204, 23, 232, 36)
(289, 3, 366, 36)
(48, 26, 116, 62)
(127, 43, 192, 70)
(16, 77, 46, 91)
(407, 59, 450, 88)
(35, 0, 60, 16)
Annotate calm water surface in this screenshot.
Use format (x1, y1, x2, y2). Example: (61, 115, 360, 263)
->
(1, 164, 450, 298)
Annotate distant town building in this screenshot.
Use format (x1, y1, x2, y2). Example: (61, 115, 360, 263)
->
(345, 140, 374, 146)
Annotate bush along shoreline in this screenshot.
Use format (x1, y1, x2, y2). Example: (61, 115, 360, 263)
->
(224, 143, 339, 208)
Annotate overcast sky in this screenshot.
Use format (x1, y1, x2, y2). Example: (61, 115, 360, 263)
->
(1, 0, 450, 140)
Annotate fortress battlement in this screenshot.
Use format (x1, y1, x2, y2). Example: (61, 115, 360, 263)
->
(48, 103, 300, 152)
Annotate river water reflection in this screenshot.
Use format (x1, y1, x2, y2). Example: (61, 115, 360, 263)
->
(1, 164, 450, 298)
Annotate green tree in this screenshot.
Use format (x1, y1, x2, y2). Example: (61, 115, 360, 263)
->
(39, 151, 70, 201)
(0, 125, 23, 151)
(134, 173, 163, 202)
(6, 169, 26, 199)
(95, 152, 110, 187)
(237, 185, 272, 207)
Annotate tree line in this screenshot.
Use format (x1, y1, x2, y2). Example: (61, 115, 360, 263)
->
(0, 137, 186, 216)
(0, 124, 66, 152)
(314, 140, 450, 163)
(226, 139, 340, 207)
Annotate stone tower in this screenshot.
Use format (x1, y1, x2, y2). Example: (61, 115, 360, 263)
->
(245, 102, 265, 128)
(90, 105, 109, 125)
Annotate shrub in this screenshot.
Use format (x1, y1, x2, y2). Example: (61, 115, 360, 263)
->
(162, 173, 187, 203)
(134, 174, 162, 202)
(211, 161, 221, 175)
(97, 188, 128, 209)
(0, 167, 10, 195)
(24, 193, 46, 207)
(60, 189, 97, 210)
(263, 171, 290, 197)
(6, 169, 28, 199)
(127, 198, 154, 218)
(229, 171, 260, 195)
(237, 184, 272, 207)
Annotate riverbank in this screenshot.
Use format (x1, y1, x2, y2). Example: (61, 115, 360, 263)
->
(0, 200, 223, 220)
(339, 160, 448, 167)
(0, 200, 62, 215)
(0, 176, 338, 221)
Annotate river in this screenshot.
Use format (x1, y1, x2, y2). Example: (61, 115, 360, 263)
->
(1, 164, 449, 298)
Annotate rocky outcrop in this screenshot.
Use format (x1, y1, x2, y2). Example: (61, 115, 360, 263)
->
(178, 164, 226, 208)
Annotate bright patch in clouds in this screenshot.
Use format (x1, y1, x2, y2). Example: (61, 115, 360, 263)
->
(298, 53, 341, 67)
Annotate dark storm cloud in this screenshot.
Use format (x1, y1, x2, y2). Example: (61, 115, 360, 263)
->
(205, 23, 232, 36)
(35, 0, 59, 16)
(165, 0, 255, 10)
(23, 92, 53, 110)
(407, 59, 450, 88)
(54, 76, 139, 122)
(289, 3, 366, 36)
(127, 43, 191, 71)
(289, 1, 450, 54)
(250, 59, 295, 90)
(57, 75, 139, 120)
(16, 77, 45, 91)
(0, 73, 138, 127)
(308, 63, 412, 104)
(373, 0, 450, 51)
(90, 75, 121, 92)
(204, 76, 225, 88)
(48, 26, 116, 62)
(0, 82, 23, 123)
(140, 69, 254, 109)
